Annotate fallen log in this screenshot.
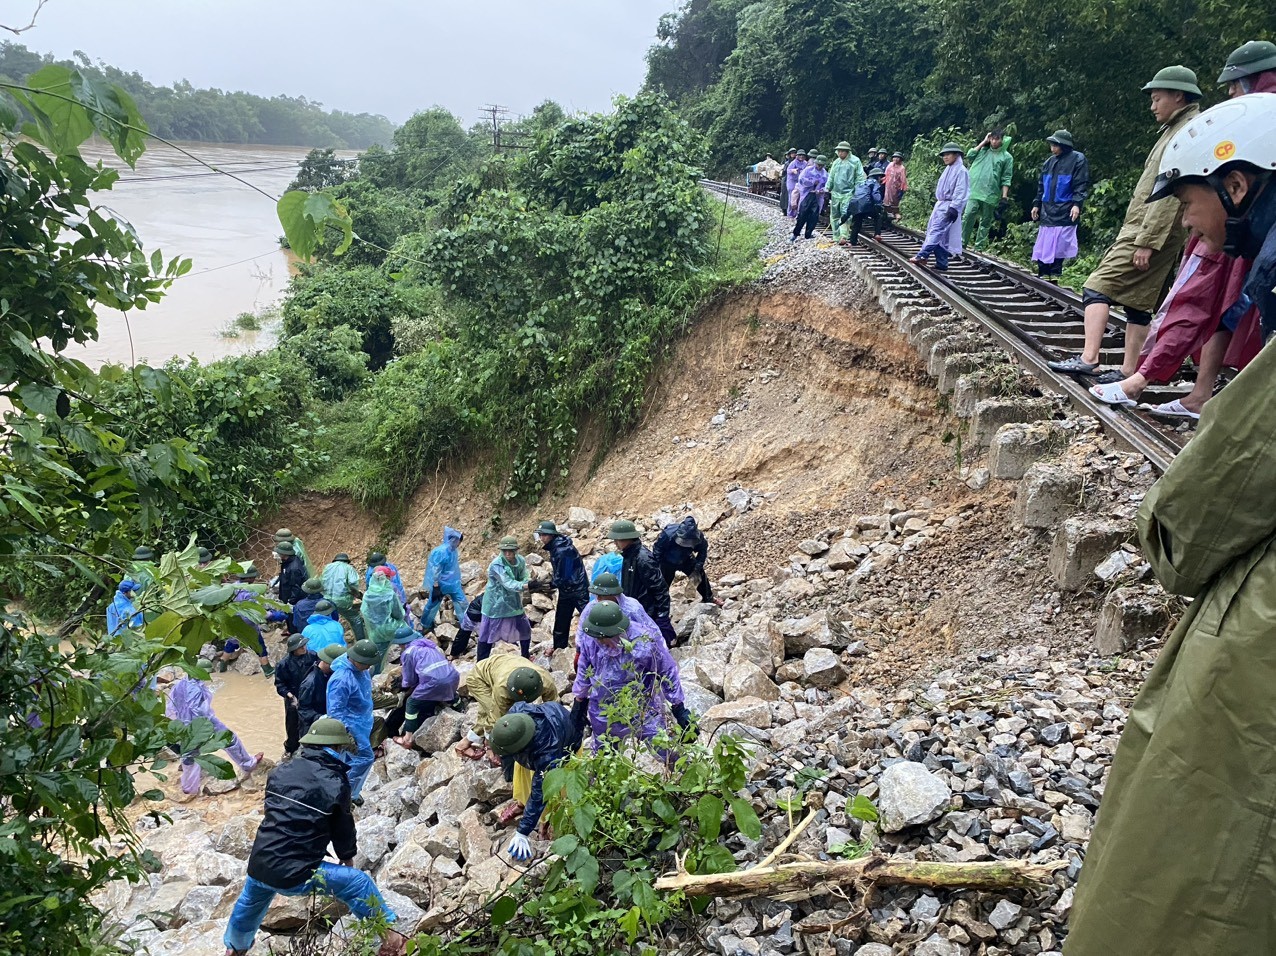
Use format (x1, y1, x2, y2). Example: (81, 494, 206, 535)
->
(655, 855, 1066, 903)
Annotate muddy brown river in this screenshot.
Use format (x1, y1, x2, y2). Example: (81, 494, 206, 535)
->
(209, 671, 287, 759)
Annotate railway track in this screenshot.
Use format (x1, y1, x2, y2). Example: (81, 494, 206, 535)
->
(701, 180, 1193, 472)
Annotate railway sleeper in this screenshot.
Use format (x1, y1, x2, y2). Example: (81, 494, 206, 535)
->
(927, 332, 993, 379)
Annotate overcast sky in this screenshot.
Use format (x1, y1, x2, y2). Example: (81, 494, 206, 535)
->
(12, 0, 676, 124)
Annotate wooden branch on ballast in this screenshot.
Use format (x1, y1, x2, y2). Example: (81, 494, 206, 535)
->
(655, 855, 1066, 903)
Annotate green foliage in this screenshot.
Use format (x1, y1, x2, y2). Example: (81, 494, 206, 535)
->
(360, 106, 480, 192)
(281, 324, 370, 399)
(0, 41, 395, 148)
(281, 264, 420, 369)
(277, 188, 354, 261)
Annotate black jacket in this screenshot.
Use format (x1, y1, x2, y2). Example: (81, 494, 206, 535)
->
(653, 517, 708, 572)
(545, 535, 588, 593)
(620, 541, 671, 620)
(246, 747, 357, 888)
(275, 649, 318, 700)
(278, 555, 308, 606)
(297, 663, 333, 733)
(1033, 148, 1090, 228)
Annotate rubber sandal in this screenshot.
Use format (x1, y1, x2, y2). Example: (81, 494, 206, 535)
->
(455, 742, 485, 761)
(1140, 399, 1201, 421)
(1093, 369, 1125, 385)
(496, 800, 525, 825)
(1090, 383, 1137, 407)
(1047, 356, 1099, 375)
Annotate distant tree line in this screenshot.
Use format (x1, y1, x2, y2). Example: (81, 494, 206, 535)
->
(0, 41, 395, 147)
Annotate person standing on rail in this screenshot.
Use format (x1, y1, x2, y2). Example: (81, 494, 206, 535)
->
(963, 129, 1014, 252)
(791, 154, 830, 242)
(1030, 130, 1089, 281)
(1065, 92, 1276, 955)
(785, 149, 808, 219)
(826, 142, 865, 242)
(1047, 65, 1202, 381)
(779, 147, 798, 215)
(883, 152, 908, 220)
(911, 143, 970, 273)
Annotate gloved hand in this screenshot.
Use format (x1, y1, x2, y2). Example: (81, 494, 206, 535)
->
(507, 832, 532, 862)
(944, 207, 959, 223)
(997, 197, 1010, 217)
(672, 703, 697, 740)
(265, 609, 288, 623)
(568, 697, 588, 751)
(430, 585, 442, 602)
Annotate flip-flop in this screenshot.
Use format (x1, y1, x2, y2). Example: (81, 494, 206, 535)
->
(1140, 399, 1201, 420)
(1090, 382, 1136, 407)
(1047, 356, 1100, 375)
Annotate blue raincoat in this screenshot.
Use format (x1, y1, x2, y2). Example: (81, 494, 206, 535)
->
(320, 561, 361, 608)
(291, 594, 324, 632)
(325, 655, 374, 797)
(591, 553, 623, 582)
(303, 613, 346, 654)
(423, 528, 464, 592)
(360, 569, 405, 647)
(107, 581, 142, 636)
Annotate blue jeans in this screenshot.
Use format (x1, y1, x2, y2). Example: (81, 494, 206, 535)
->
(421, 582, 468, 631)
(916, 241, 950, 271)
(223, 862, 395, 952)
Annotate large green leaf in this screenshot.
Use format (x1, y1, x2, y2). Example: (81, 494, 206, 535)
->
(12, 65, 94, 157)
(277, 190, 353, 261)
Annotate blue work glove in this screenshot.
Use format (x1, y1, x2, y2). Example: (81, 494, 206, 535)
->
(507, 833, 532, 862)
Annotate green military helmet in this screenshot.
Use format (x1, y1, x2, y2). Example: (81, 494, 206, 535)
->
(1142, 64, 1201, 97)
(333, 553, 351, 563)
(583, 601, 629, 639)
(589, 572, 623, 596)
(938, 142, 965, 156)
(490, 712, 537, 756)
(274, 528, 295, 542)
(814, 154, 828, 165)
(368, 551, 386, 565)
(302, 577, 324, 594)
(238, 561, 260, 580)
(346, 639, 381, 666)
(1046, 129, 1075, 148)
(535, 520, 560, 536)
(868, 167, 886, 178)
(392, 625, 416, 645)
(786, 146, 798, 155)
(795, 149, 808, 158)
(133, 546, 156, 561)
(299, 716, 355, 751)
(607, 519, 641, 541)
(315, 599, 335, 614)
(197, 547, 213, 564)
(498, 535, 520, 552)
(319, 643, 346, 663)
(835, 140, 852, 151)
(286, 632, 307, 652)
(1218, 40, 1276, 84)
(892, 151, 904, 159)
(275, 540, 296, 556)
(869, 145, 880, 154)
(506, 666, 545, 702)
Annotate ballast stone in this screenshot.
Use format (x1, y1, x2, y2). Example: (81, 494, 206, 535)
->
(877, 761, 952, 833)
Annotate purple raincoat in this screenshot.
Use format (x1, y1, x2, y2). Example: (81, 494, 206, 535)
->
(576, 595, 664, 645)
(165, 677, 257, 794)
(922, 160, 970, 254)
(796, 163, 829, 213)
(786, 158, 808, 218)
(572, 623, 684, 747)
(401, 637, 460, 703)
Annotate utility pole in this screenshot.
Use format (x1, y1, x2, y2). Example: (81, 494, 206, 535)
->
(480, 104, 531, 153)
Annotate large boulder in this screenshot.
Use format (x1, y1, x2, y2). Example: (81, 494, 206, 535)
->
(728, 615, 785, 675)
(414, 822, 461, 859)
(457, 806, 492, 863)
(877, 762, 952, 833)
(802, 648, 846, 689)
(352, 814, 397, 870)
(774, 613, 834, 656)
(383, 740, 421, 780)
(680, 682, 723, 716)
(211, 815, 258, 861)
(699, 698, 773, 736)
(567, 507, 597, 529)
(413, 709, 468, 754)
(416, 748, 464, 795)
(379, 842, 436, 905)
(722, 661, 780, 702)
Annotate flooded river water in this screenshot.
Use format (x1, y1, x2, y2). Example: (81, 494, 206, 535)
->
(207, 670, 287, 760)
(73, 142, 333, 368)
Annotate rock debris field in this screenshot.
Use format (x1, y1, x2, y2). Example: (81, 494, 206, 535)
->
(104, 196, 1184, 955)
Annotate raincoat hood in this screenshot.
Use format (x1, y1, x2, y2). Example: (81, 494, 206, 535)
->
(444, 527, 462, 548)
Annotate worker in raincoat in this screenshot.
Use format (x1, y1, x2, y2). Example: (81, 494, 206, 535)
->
(785, 149, 808, 218)
(491, 703, 576, 861)
(166, 675, 262, 797)
(570, 602, 690, 752)
(365, 551, 407, 605)
(478, 536, 532, 661)
(778, 148, 798, 214)
(420, 527, 467, 631)
(273, 540, 308, 627)
(535, 520, 589, 650)
(653, 516, 718, 605)
(911, 143, 970, 272)
(456, 656, 557, 759)
(1030, 130, 1089, 280)
(826, 142, 865, 242)
(274, 633, 318, 759)
(107, 579, 142, 636)
(325, 638, 380, 802)
(297, 643, 344, 736)
(1048, 65, 1201, 380)
(577, 572, 663, 643)
(360, 566, 405, 673)
(302, 599, 345, 654)
(841, 168, 887, 246)
(446, 593, 484, 659)
(607, 519, 677, 647)
(791, 154, 829, 241)
(962, 129, 1014, 251)
(390, 630, 460, 748)
(220, 563, 274, 677)
(273, 529, 311, 578)
(290, 578, 325, 632)
(883, 152, 908, 219)
(320, 553, 365, 642)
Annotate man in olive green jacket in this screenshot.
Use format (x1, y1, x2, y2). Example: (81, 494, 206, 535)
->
(1066, 334, 1276, 951)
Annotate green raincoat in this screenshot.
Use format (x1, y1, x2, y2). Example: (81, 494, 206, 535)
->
(963, 137, 1013, 250)
(826, 154, 865, 240)
(360, 569, 405, 652)
(481, 554, 528, 619)
(1084, 103, 1199, 312)
(1066, 338, 1276, 953)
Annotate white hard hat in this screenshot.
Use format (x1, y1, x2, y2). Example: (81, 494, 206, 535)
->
(1148, 93, 1276, 202)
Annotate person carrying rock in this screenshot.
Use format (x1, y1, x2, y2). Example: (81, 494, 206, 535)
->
(478, 536, 533, 662)
(107, 579, 142, 636)
(361, 566, 406, 674)
(165, 675, 263, 799)
(297, 642, 344, 737)
(221, 717, 404, 956)
(420, 526, 468, 631)
(490, 702, 577, 862)
(390, 628, 461, 748)
(571, 602, 691, 752)
(325, 638, 380, 802)
(457, 656, 558, 762)
(653, 516, 720, 608)
(320, 552, 365, 642)
(272, 540, 307, 630)
(911, 142, 969, 273)
(290, 577, 325, 633)
(608, 519, 678, 647)
(535, 520, 589, 651)
(272, 528, 311, 577)
(274, 633, 317, 759)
